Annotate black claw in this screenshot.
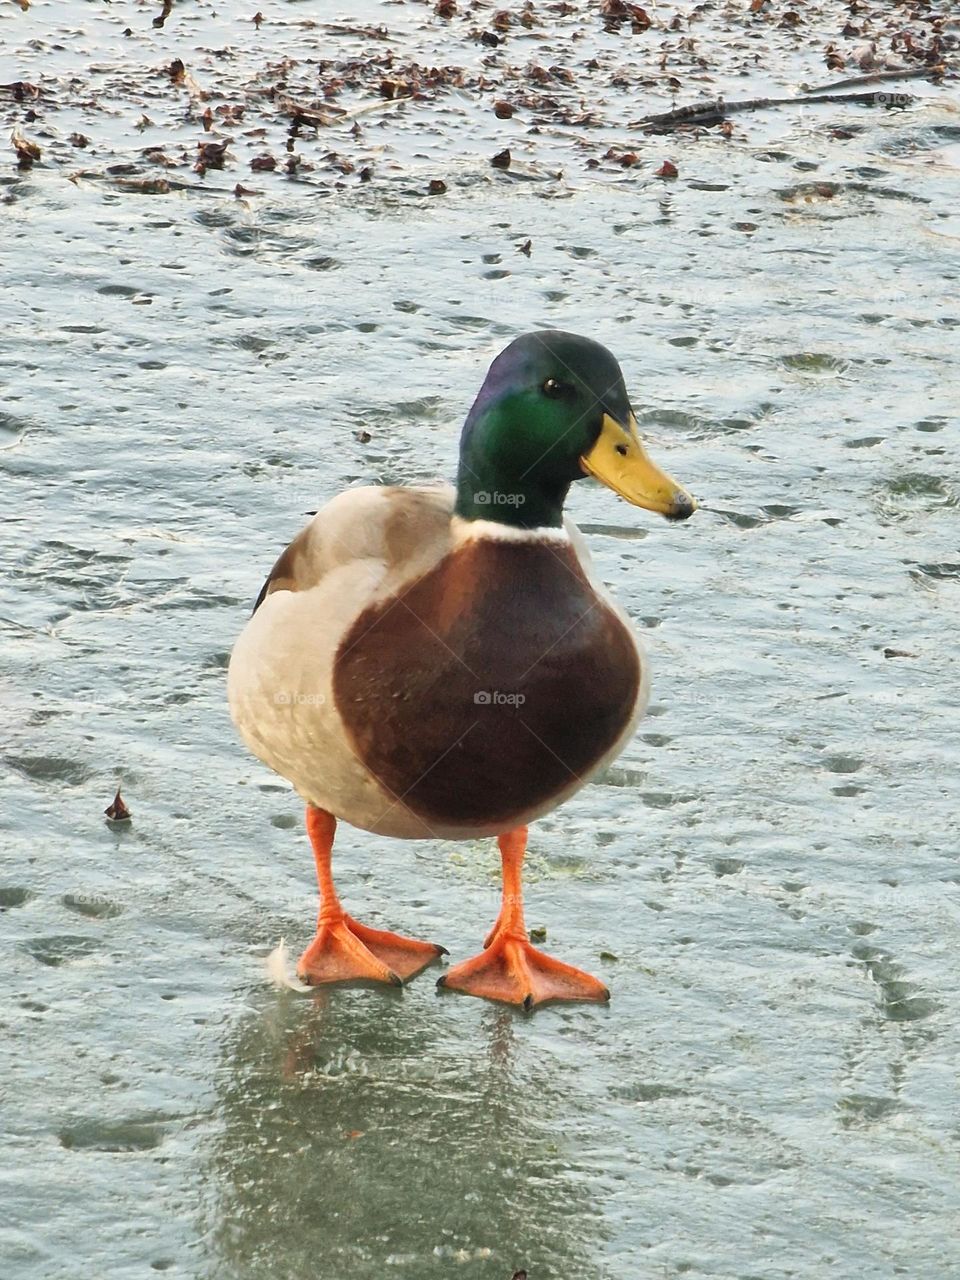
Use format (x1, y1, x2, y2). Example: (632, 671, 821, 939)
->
(436, 974, 448, 990)
(435, 944, 450, 957)
(522, 993, 535, 1012)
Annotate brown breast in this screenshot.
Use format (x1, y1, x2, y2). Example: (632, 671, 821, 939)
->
(332, 537, 641, 829)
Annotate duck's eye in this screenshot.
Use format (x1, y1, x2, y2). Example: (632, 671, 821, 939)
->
(542, 378, 574, 399)
(615, 443, 628, 457)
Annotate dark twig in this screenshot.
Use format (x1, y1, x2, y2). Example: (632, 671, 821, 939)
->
(799, 64, 947, 95)
(632, 90, 918, 134)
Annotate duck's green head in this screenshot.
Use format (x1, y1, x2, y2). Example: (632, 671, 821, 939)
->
(455, 330, 696, 530)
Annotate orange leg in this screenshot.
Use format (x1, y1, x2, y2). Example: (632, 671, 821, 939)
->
(296, 806, 446, 987)
(437, 827, 610, 1010)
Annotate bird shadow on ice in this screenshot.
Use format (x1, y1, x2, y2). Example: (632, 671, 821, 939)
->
(200, 983, 609, 1280)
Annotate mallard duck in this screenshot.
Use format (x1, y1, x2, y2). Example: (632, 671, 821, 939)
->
(228, 331, 696, 1009)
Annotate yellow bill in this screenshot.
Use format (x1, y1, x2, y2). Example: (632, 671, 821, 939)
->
(580, 413, 696, 521)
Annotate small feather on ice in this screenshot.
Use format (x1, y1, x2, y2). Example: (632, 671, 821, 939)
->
(264, 938, 312, 992)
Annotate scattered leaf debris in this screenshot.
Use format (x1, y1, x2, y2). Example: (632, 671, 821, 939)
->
(0, 0, 950, 195)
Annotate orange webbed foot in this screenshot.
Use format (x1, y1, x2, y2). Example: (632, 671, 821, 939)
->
(342, 915, 447, 982)
(438, 928, 610, 1010)
(441, 826, 610, 1010)
(297, 805, 445, 988)
(297, 916, 446, 987)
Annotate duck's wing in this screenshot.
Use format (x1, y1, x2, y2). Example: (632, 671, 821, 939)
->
(253, 483, 456, 613)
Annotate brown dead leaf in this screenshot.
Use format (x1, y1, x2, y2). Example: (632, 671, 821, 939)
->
(656, 159, 678, 177)
(494, 99, 514, 119)
(105, 786, 132, 821)
(116, 177, 171, 194)
(69, 132, 90, 148)
(276, 97, 343, 127)
(517, 238, 532, 256)
(11, 130, 41, 167)
(428, 178, 447, 194)
(234, 183, 260, 196)
(1, 80, 41, 100)
(250, 153, 276, 171)
(167, 59, 205, 100)
(252, 10, 264, 27)
(601, 0, 651, 30)
(435, 0, 457, 14)
(142, 147, 178, 167)
(491, 147, 511, 169)
(195, 139, 228, 172)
